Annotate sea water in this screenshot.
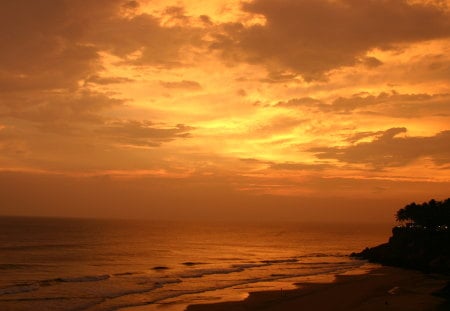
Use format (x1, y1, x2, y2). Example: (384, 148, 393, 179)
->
(0, 217, 391, 311)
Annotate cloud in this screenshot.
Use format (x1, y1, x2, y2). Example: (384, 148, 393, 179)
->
(0, 0, 126, 92)
(159, 80, 202, 89)
(85, 75, 134, 85)
(276, 97, 324, 109)
(269, 162, 333, 171)
(250, 115, 306, 136)
(345, 131, 385, 144)
(0, 126, 29, 158)
(361, 56, 384, 68)
(99, 120, 194, 147)
(123, 0, 139, 10)
(309, 128, 450, 168)
(259, 71, 300, 83)
(0, 1, 204, 94)
(90, 13, 204, 68)
(276, 92, 450, 117)
(330, 92, 450, 116)
(213, 0, 450, 80)
(0, 4, 201, 117)
(239, 158, 333, 171)
(0, 91, 124, 127)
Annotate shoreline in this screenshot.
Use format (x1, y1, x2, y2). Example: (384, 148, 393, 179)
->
(186, 266, 449, 311)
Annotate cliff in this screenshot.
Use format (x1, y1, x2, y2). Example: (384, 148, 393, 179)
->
(351, 226, 450, 274)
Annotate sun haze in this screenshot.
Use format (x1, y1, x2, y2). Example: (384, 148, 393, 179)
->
(1, 0, 449, 222)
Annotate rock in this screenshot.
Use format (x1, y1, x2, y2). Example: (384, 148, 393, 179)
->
(351, 227, 450, 274)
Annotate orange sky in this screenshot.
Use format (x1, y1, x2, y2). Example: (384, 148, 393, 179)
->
(1, 0, 449, 222)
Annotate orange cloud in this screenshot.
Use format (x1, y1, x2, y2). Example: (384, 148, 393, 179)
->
(98, 120, 193, 147)
(276, 91, 450, 117)
(309, 128, 450, 168)
(213, 0, 450, 80)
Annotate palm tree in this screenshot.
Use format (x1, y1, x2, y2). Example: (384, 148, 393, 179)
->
(395, 198, 450, 230)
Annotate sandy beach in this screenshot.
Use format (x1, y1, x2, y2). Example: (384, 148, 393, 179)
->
(186, 266, 449, 311)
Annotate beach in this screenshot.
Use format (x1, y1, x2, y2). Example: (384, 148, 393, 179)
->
(186, 266, 448, 311)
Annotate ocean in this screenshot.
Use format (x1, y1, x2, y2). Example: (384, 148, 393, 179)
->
(0, 217, 391, 311)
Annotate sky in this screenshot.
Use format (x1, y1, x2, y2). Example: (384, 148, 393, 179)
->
(1, 0, 450, 222)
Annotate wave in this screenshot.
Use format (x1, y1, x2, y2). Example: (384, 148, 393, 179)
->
(113, 271, 138, 276)
(105, 278, 182, 299)
(55, 274, 110, 283)
(154, 278, 183, 288)
(182, 262, 205, 266)
(260, 258, 298, 264)
(0, 243, 84, 251)
(0, 273, 112, 296)
(270, 273, 289, 277)
(298, 253, 347, 258)
(179, 267, 244, 279)
(0, 283, 40, 295)
(231, 263, 267, 269)
(178, 257, 313, 279)
(0, 263, 51, 270)
(0, 253, 365, 311)
(105, 260, 366, 311)
(300, 261, 354, 265)
(179, 257, 315, 279)
(152, 266, 169, 271)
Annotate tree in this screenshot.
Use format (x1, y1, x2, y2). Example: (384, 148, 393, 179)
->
(395, 198, 450, 230)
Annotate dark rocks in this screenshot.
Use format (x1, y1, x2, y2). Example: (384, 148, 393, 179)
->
(433, 281, 450, 299)
(351, 226, 450, 274)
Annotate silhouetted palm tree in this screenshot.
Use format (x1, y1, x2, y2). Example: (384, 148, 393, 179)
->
(395, 198, 450, 230)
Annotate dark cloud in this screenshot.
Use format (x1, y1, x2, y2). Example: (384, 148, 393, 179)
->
(0, 126, 28, 158)
(0, 91, 124, 127)
(91, 13, 204, 67)
(259, 71, 299, 83)
(213, 0, 450, 80)
(99, 120, 194, 147)
(239, 157, 270, 164)
(0, 0, 125, 92)
(163, 6, 190, 23)
(276, 97, 324, 109)
(251, 115, 306, 136)
(0, 1, 204, 94)
(276, 92, 450, 117)
(0, 0, 201, 142)
(309, 128, 450, 168)
(159, 80, 202, 89)
(199, 15, 213, 25)
(330, 92, 450, 115)
(123, 1, 139, 10)
(270, 162, 333, 171)
(345, 131, 384, 143)
(236, 89, 247, 97)
(85, 75, 134, 85)
(239, 158, 333, 171)
(361, 56, 384, 68)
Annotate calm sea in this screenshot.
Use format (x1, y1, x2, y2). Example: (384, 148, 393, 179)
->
(0, 217, 391, 311)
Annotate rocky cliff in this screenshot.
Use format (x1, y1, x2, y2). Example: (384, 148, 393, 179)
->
(351, 226, 450, 274)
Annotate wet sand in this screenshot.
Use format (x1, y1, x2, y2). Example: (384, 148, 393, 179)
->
(186, 266, 449, 311)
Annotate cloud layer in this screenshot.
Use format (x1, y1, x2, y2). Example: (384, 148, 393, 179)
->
(0, 0, 449, 220)
(214, 0, 450, 80)
(309, 128, 450, 168)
